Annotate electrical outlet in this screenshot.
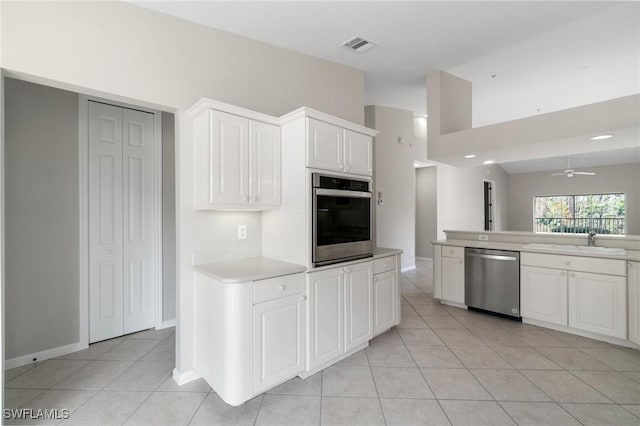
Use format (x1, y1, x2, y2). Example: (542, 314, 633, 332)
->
(478, 235, 488, 241)
(237, 225, 247, 240)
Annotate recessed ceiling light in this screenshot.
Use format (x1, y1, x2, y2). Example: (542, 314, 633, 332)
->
(464, 154, 476, 159)
(483, 160, 495, 165)
(590, 134, 614, 140)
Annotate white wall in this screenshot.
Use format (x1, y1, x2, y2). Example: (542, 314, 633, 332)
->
(4, 78, 79, 359)
(436, 163, 509, 239)
(366, 106, 427, 270)
(415, 166, 437, 258)
(161, 112, 176, 323)
(507, 162, 640, 235)
(2, 1, 365, 377)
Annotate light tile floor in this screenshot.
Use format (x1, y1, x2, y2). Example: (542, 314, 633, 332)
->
(4, 259, 640, 425)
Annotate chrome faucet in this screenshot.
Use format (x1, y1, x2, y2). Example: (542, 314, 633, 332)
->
(587, 230, 597, 247)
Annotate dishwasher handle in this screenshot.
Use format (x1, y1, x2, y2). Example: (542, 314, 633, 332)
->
(466, 252, 518, 262)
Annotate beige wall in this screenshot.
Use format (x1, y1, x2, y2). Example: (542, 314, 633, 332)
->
(415, 166, 437, 258)
(1, 1, 364, 123)
(5, 78, 79, 359)
(436, 163, 509, 238)
(507, 162, 640, 235)
(366, 106, 427, 270)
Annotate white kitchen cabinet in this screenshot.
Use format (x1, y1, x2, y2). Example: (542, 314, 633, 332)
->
(307, 267, 345, 370)
(442, 256, 465, 305)
(249, 120, 281, 207)
(253, 293, 305, 394)
(569, 271, 627, 339)
(307, 118, 344, 173)
(344, 130, 373, 176)
(344, 262, 373, 351)
(193, 108, 281, 209)
(520, 252, 627, 340)
(372, 254, 401, 336)
(521, 265, 568, 326)
(629, 261, 640, 345)
(307, 118, 373, 176)
(194, 267, 305, 406)
(306, 260, 374, 373)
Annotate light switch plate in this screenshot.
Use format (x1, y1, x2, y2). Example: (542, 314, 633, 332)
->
(478, 235, 489, 241)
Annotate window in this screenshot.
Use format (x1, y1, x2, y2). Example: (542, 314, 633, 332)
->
(534, 193, 626, 235)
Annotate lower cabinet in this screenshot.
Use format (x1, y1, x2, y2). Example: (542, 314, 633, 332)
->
(569, 271, 627, 339)
(629, 261, 640, 345)
(306, 261, 373, 372)
(442, 256, 465, 304)
(373, 271, 396, 335)
(521, 265, 568, 326)
(253, 294, 305, 394)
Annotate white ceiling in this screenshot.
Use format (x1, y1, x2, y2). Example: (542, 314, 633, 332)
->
(500, 147, 640, 175)
(134, 1, 639, 126)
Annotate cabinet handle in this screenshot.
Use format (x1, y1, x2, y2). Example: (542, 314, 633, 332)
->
(345, 166, 351, 171)
(243, 196, 249, 202)
(384, 263, 388, 267)
(561, 271, 566, 276)
(570, 273, 575, 278)
(339, 270, 345, 275)
(565, 260, 571, 266)
(107, 249, 112, 255)
(299, 295, 307, 301)
(373, 278, 377, 282)
(345, 268, 351, 273)
(278, 285, 286, 291)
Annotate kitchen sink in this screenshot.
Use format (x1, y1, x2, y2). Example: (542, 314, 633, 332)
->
(523, 243, 626, 256)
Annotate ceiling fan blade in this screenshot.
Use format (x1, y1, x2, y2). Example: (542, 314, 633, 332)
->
(574, 171, 596, 175)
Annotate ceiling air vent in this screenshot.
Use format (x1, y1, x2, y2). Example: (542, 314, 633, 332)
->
(342, 36, 376, 53)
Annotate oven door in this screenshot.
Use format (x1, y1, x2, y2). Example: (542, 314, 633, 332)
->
(312, 188, 373, 266)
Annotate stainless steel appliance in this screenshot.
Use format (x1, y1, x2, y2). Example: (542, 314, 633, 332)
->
(465, 248, 521, 319)
(312, 173, 373, 266)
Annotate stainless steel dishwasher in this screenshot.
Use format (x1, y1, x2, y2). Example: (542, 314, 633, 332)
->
(465, 248, 521, 319)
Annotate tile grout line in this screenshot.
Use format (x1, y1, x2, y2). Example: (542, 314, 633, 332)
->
(363, 345, 388, 425)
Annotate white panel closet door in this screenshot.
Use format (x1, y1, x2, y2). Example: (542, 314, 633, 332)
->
(122, 108, 156, 334)
(89, 102, 156, 343)
(89, 102, 125, 343)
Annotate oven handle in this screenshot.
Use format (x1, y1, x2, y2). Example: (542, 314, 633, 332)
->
(315, 188, 372, 198)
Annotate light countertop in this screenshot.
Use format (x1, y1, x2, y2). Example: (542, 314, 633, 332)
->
(433, 239, 638, 261)
(194, 257, 306, 283)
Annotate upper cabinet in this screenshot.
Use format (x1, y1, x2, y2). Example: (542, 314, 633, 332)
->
(307, 118, 373, 176)
(193, 107, 281, 210)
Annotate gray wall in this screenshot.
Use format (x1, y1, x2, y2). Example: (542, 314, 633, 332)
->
(366, 105, 428, 270)
(507, 162, 640, 235)
(436, 163, 510, 238)
(416, 167, 438, 258)
(161, 112, 176, 322)
(5, 78, 79, 359)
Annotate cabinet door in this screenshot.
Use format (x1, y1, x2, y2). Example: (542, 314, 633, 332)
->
(442, 257, 464, 304)
(209, 110, 249, 205)
(307, 268, 344, 370)
(373, 271, 396, 336)
(344, 130, 372, 176)
(307, 118, 344, 172)
(345, 262, 373, 351)
(249, 121, 281, 207)
(253, 294, 305, 393)
(629, 262, 640, 345)
(569, 271, 627, 339)
(521, 266, 568, 326)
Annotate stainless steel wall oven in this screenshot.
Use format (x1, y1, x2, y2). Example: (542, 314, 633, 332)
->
(312, 173, 373, 266)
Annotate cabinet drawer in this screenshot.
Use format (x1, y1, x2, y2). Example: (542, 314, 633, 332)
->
(521, 252, 625, 276)
(373, 256, 395, 275)
(442, 246, 464, 259)
(253, 274, 305, 304)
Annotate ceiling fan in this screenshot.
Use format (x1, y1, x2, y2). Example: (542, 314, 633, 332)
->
(551, 157, 596, 178)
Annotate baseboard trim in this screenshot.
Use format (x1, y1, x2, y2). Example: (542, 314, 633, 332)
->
(401, 265, 416, 272)
(173, 368, 201, 385)
(522, 317, 637, 349)
(5, 341, 88, 370)
(158, 319, 176, 329)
